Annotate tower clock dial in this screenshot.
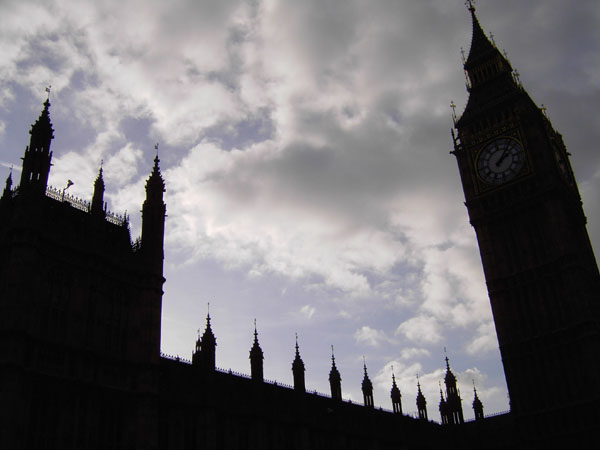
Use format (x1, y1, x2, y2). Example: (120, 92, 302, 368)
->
(477, 137, 525, 185)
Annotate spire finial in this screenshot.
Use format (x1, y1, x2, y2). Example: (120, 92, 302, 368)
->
(45, 85, 51, 100)
(450, 100, 457, 124)
(254, 318, 258, 339)
(153, 143, 160, 168)
(295, 332, 300, 353)
(465, 0, 475, 13)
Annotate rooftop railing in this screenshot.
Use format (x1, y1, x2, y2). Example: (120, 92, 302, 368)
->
(45, 185, 128, 226)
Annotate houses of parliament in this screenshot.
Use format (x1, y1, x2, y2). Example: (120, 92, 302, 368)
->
(1, 5, 598, 449)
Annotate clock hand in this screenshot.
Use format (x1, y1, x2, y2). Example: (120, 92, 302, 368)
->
(496, 144, 510, 167)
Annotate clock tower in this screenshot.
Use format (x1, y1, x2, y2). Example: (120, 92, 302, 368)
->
(451, 2, 600, 427)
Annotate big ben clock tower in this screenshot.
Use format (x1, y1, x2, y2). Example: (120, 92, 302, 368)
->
(451, 1, 600, 429)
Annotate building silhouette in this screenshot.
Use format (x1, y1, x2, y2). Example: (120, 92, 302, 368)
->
(1, 4, 599, 449)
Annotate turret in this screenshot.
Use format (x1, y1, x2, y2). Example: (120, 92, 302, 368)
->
(472, 385, 484, 421)
(390, 368, 402, 414)
(361, 359, 374, 409)
(90, 165, 106, 217)
(291, 334, 305, 392)
(249, 320, 264, 382)
(443, 355, 464, 424)
(141, 154, 166, 274)
(416, 378, 428, 420)
(19, 98, 54, 195)
(439, 384, 449, 425)
(192, 311, 216, 371)
(1, 170, 12, 202)
(329, 346, 342, 401)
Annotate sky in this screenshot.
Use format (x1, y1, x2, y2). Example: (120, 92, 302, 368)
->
(1, 0, 599, 421)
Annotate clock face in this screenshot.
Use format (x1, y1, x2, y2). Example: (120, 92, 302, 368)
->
(477, 137, 525, 185)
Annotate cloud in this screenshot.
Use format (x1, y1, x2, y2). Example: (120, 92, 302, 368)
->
(300, 304, 315, 319)
(354, 326, 388, 347)
(400, 347, 431, 361)
(466, 322, 499, 356)
(396, 315, 442, 344)
(1, 0, 596, 418)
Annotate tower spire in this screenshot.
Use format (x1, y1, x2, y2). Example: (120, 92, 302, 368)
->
(291, 333, 306, 392)
(416, 375, 428, 420)
(361, 357, 374, 408)
(455, 3, 515, 128)
(1, 169, 13, 201)
(329, 345, 342, 400)
(141, 151, 166, 274)
(192, 304, 217, 371)
(249, 319, 264, 382)
(442, 353, 464, 424)
(464, 0, 496, 66)
(390, 366, 402, 414)
(472, 382, 484, 421)
(90, 164, 106, 217)
(439, 382, 449, 425)
(19, 96, 55, 195)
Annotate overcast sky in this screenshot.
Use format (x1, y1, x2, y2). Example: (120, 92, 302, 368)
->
(1, 0, 599, 421)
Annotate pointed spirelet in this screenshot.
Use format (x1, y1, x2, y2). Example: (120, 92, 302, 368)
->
(141, 152, 167, 273)
(361, 360, 374, 408)
(472, 385, 484, 420)
(416, 378, 428, 420)
(91, 165, 106, 216)
(329, 346, 342, 400)
(390, 371, 402, 414)
(291, 334, 306, 392)
(249, 320, 264, 381)
(201, 312, 216, 346)
(444, 355, 457, 386)
(19, 98, 55, 193)
(292, 334, 305, 372)
(146, 155, 166, 199)
(29, 98, 55, 150)
(2, 169, 13, 200)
